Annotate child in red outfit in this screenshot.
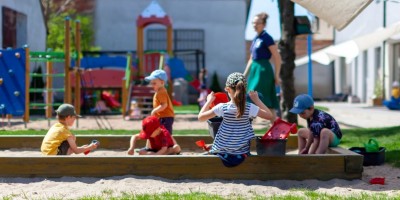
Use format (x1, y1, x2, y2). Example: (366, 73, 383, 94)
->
(127, 116, 181, 155)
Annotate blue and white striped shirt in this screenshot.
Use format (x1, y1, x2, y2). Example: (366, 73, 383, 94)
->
(210, 102, 259, 154)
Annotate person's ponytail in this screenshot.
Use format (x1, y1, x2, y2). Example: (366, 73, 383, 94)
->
(234, 81, 246, 118)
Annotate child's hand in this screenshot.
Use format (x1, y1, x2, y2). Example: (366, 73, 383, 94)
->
(206, 92, 216, 103)
(248, 91, 260, 102)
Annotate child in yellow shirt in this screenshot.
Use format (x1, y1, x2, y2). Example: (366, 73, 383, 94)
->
(41, 104, 99, 155)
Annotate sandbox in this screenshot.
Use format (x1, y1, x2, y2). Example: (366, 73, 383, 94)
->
(0, 135, 363, 180)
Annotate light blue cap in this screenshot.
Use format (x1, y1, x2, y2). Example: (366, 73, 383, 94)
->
(144, 69, 168, 82)
(289, 94, 314, 114)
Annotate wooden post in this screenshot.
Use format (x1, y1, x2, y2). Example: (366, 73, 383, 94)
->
(45, 61, 53, 119)
(137, 27, 144, 77)
(64, 17, 71, 103)
(74, 20, 81, 118)
(24, 46, 30, 123)
(166, 25, 174, 99)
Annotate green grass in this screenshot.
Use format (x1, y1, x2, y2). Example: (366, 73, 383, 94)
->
(315, 105, 329, 111)
(74, 191, 400, 200)
(173, 104, 200, 114)
(0, 129, 210, 136)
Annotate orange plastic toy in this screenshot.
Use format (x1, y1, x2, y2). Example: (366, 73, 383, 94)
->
(209, 92, 229, 108)
(195, 140, 210, 151)
(262, 118, 297, 140)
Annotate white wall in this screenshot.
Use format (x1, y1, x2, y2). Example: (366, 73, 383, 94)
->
(294, 63, 333, 99)
(333, 1, 400, 103)
(94, 0, 247, 84)
(0, 0, 46, 51)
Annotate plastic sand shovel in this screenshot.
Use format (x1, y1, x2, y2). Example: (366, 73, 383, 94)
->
(84, 139, 100, 155)
(195, 140, 210, 151)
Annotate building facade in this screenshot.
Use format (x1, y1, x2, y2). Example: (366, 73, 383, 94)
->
(0, 0, 46, 51)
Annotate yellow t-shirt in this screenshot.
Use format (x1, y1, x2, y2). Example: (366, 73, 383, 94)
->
(153, 87, 174, 118)
(392, 88, 400, 99)
(41, 122, 73, 155)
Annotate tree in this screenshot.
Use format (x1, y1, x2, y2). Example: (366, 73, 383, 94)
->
(278, 0, 297, 123)
(41, 0, 97, 51)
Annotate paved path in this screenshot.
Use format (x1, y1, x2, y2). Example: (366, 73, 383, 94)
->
(314, 102, 400, 128)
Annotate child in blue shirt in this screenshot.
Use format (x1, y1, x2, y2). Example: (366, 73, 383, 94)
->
(290, 94, 342, 154)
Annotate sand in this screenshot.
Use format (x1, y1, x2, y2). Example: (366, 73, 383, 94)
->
(0, 115, 399, 198)
(0, 149, 399, 199)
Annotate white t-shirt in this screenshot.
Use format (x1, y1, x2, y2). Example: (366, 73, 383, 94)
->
(210, 102, 259, 154)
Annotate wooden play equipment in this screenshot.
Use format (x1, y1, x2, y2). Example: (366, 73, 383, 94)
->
(0, 135, 363, 180)
(122, 1, 174, 119)
(25, 18, 81, 124)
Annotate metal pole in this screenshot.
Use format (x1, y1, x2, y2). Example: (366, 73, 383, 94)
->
(382, 0, 387, 99)
(307, 34, 313, 97)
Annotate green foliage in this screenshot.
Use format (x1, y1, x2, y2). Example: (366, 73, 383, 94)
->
(209, 71, 223, 92)
(47, 12, 98, 52)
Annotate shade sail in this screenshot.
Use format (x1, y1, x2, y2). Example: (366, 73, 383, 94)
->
(291, 0, 373, 31)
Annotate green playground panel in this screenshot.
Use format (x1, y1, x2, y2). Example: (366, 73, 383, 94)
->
(29, 88, 65, 93)
(30, 73, 65, 77)
(30, 102, 63, 107)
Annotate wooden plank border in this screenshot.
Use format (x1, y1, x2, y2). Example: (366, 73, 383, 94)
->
(0, 154, 362, 180)
(0, 135, 363, 180)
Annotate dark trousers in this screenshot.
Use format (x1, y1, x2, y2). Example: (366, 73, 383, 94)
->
(160, 117, 174, 135)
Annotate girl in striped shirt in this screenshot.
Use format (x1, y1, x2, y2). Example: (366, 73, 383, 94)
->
(198, 72, 273, 167)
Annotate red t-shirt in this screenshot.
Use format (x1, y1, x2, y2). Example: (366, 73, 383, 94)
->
(148, 127, 174, 150)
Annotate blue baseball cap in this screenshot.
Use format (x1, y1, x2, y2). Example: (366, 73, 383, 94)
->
(144, 69, 168, 82)
(289, 94, 314, 114)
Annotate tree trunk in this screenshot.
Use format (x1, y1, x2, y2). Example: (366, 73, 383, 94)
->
(278, 0, 297, 123)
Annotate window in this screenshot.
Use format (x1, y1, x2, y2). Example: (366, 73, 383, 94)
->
(2, 7, 27, 49)
(146, 29, 205, 76)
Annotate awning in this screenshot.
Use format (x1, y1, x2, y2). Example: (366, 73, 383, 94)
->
(295, 21, 400, 66)
(291, 0, 373, 31)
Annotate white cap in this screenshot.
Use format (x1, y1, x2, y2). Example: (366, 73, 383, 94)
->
(393, 81, 399, 87)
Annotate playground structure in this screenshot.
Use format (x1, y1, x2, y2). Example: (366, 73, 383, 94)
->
(0, 135, 363, 180)
(1, 1, 205, 125)
(0, 18, 81, 126)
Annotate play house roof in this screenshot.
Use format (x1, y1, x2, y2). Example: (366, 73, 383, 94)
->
(137, 0, 171, 27)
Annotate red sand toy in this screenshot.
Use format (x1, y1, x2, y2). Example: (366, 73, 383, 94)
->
(195, 140, 210, 151)
(370, 177, 385, 185)
(262, 118, 297, 140)
(84, 140, 100, 155)
(209, 92, 229, 108)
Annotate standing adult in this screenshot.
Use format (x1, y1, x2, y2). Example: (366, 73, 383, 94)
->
(244, 12, 282, 123)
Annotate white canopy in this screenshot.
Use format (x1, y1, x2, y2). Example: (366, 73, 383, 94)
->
(291, 0, 373, 31)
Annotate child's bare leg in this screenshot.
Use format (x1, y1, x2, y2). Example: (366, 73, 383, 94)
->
(166, 144, 181, 155)
(297, 128, 310, 153)
(316, 128, 334, 154)
(127, 135, 136, 155)
(309, 138, 319, 154)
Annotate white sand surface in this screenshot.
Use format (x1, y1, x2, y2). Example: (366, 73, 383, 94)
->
(0, 149, 399, 199)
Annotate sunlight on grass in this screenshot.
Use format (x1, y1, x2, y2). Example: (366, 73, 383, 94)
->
(75, 191, 400, 200)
